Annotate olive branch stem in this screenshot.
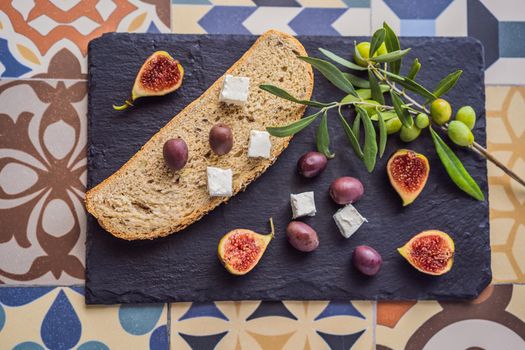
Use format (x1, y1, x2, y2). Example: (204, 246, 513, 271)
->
(369, 64, 525, 188)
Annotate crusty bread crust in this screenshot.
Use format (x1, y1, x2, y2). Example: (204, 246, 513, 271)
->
(85, 30, 314, 240)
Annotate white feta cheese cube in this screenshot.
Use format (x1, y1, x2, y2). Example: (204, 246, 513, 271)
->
(219, 74, 250, 105)
(248, 130, 272, 158)
(290, 191, 316, 219)
(333, 204, 367, 238)
(207, 167, 232, 197)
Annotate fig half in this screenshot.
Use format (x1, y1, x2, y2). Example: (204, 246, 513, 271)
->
(218, 218, 275, 275)
(387, 149, 429, 206)
(113, 51, 184, 110)
(398, 230, 455, 276)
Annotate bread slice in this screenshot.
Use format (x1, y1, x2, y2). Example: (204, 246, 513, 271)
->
(85, 30, 314, 240)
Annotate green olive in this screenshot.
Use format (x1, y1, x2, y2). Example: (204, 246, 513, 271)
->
(354, 42, 371, 67)
(415, 113, 430, 128)
(385, 117, 402, 134)
(455, 106, 476, 130)
(400, 125, 421, 142)
(361, 100, 380, 117)
(448, 120, 474, 146)
(354, 42, 388, 67)
(430, 98, 452, 125)
(377, 42, 388, 56)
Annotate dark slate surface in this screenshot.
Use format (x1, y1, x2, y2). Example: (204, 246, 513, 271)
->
(86, 34, 491, 304)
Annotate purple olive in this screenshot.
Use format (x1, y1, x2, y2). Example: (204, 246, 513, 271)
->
(163, 138, 188, 171)
(352, 245, 382, 276)
(286, 221, 319, 252)
(297, 151, 328, 178)
(209, 123, 233, 155)
(329, 176, 364, 205)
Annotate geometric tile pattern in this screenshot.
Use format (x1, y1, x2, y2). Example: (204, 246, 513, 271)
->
(0, 0, 171, 79)
(376, 285, 525, 349)
(170, 0, 525, 84)
(0, 79, 87, 285)
(0, 0, 524, 349)
(0, 287, 168, 349)
(486, 86, 525, 283)
(170, 300, 374, 349)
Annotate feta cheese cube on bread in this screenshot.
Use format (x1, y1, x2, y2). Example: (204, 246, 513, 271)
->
(290, 192, 316, 219)
(333, 204, 367, 238)
(248, 130, 271, 158)
(219, 75, 250, 105)
(207, 167, 232, 197)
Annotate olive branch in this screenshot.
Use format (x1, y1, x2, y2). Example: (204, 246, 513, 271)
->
(260, 22, 525, 201)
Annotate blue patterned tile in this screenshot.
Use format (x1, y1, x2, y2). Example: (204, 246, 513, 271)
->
(0, 287, 168, 349)
(178, 332, 228, 350)
(0, 38, 31, 77)
(41, 290, 82, 350)
(467, 0, 499, 67)
(289, 8, 346, 35)
(252, 0, 301, 6)
(199, 6, 256, 34)
(401, 19, 436, 36)
(314, 301, 365, 320)
(384, 0, 453, 19)
(343, 0, 371, 7)
(246, 300, 298, 320)
(317, 329, 366, 349)
(499, 22, 525, 57)
(178, 302, 229, 321)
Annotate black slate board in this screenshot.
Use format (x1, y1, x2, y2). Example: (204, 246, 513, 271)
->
(86, 33, 491, 304)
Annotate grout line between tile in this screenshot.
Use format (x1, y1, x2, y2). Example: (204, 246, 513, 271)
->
(372, 300, 377, 350)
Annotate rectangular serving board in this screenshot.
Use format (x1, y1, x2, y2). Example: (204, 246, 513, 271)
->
(86, 34, 491, 304)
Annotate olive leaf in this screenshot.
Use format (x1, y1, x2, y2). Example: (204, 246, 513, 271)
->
(431, 70, 463, 99)
(354, 86, 390, 100)
(407, 58, 421, 80)
(318, 48, 367, 71)
(338, 108, 364, 159)
(377, 110, 387, 158)
(259, 84, 330, 108)
(266, 110, 322, 137)
(352, 112, 361, 141)
(316, 111, 335, 158)
(342, 72, 370, 89)
(369, 48, 411, 63)
(390, 91, 413, 128)
(357, 107, 378, 172)
(354, 40, 365, 64)
(298, 56, 358, 97)
(368, 70, 385, 105)
(382, 22, 401, 74)
(429, 127, 485, 201)
(370, 28, 386, 57)
(379, 69, 436, 100)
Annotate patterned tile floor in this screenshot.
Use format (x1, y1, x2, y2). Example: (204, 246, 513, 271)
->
(0, 0, 524, 349)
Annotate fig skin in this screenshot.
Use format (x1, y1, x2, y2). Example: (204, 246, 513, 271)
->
(113, 51, 184, 110)
(218, 218, 274, 275)
(387, 149, 429, 206)
(398, 230, 455, 275)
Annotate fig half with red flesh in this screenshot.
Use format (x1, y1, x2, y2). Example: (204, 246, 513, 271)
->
(398, 230, 455, 276)
(113, 51, 184, 110)
(387, 149, 429, 206)
(218, 218, 275, 275)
